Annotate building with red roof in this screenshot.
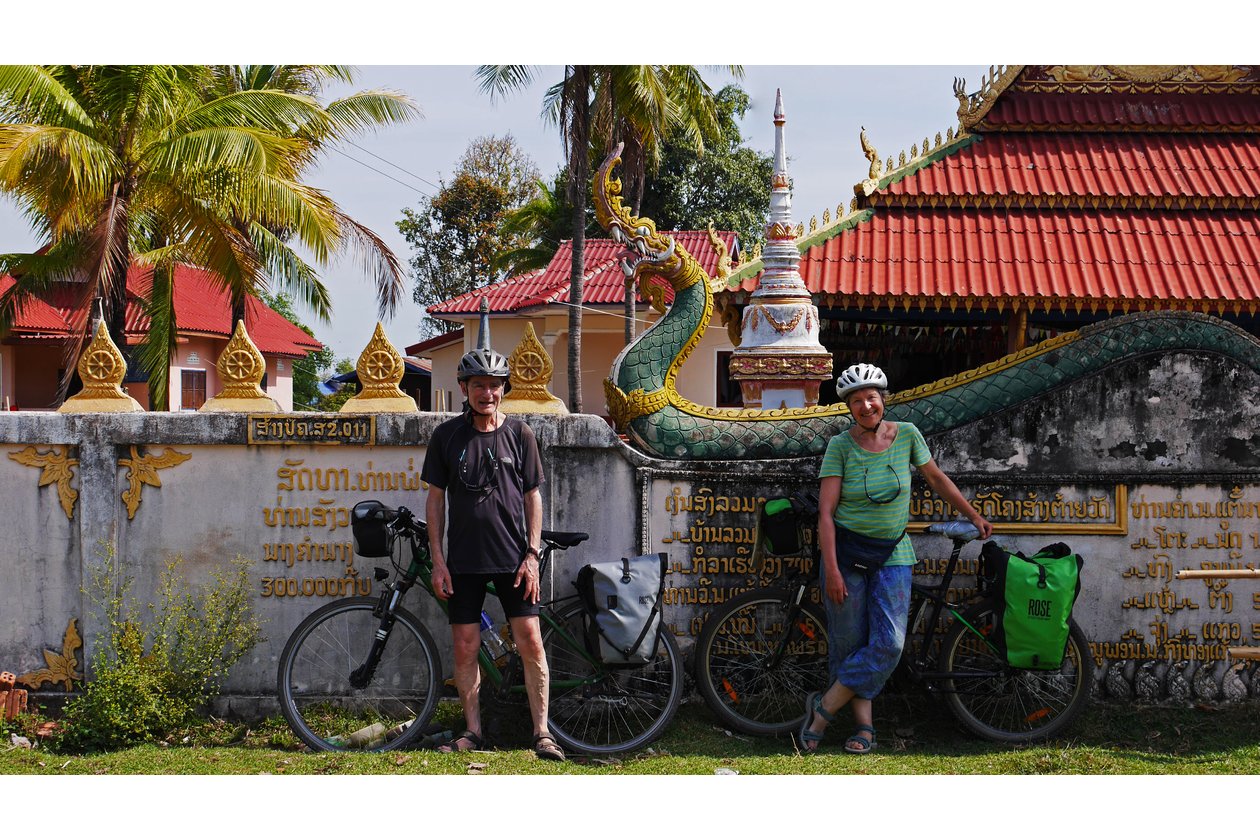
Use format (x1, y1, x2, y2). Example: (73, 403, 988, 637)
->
(419, 230, 741, 414)
(1, 263, 322, 411)
(726, 65, 1260, 397)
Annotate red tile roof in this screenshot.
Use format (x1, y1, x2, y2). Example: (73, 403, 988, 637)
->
(881, 133, 1260, 205)
(732, 208, 1260, 312)
(979, 93, 1260, 132)
(428, 231, 740, 315)
(2, 263, 321, 357)
(0, 274, 76, 333)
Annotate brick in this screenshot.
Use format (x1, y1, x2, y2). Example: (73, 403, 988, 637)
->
(0, 672, 14, 691)
(0, 691, 7, 720)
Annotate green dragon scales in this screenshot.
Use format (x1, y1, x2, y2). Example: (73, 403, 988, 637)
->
(594, 147, 1260, 461)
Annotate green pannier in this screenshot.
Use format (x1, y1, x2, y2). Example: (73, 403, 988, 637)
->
(980, 541, 1084, 670)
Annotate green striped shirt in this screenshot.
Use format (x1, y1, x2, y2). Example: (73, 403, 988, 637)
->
(818, 422, 931, 566)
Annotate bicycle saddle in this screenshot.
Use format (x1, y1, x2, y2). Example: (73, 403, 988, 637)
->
(925, 520, 981, 542)
(542, 530, 589, 548)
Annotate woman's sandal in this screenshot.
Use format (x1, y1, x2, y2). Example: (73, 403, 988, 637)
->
(437, 730, 486, 753)
(797, 691, 835, 753)
(843, 725, 877, 755)
(532, 733, 566, 762)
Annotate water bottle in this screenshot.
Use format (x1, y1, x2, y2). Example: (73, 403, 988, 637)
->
(480, 611, 510, 661)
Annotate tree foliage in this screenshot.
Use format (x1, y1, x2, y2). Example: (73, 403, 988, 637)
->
(639, 85, 772, 249)
(0, 65, 416, 406)
(261, 292, 333, 410)
(399, 134, 539, 338)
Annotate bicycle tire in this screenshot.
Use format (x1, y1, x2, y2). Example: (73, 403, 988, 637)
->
(693, 588, 829, 736)
(542, 604, 683, 755)
(940, 599, 1093, 743)
(277, 596, 441, 752)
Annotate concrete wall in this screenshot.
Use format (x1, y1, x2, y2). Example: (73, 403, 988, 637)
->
(2, 344, 1258, 715)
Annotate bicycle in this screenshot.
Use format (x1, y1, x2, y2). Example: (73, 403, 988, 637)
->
(277, 501, 684, 754)
(694, 493, 1093, 743)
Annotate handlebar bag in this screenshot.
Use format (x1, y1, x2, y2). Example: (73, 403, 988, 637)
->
(760, 498, 804, 556)
(574, 553, 667, 666)
(981, 541, 1083, 670)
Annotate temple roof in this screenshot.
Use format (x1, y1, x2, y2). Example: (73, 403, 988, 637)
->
(2, 263, 322, 357)
(429, 230, 740, 316)
(727, 65, 1260, 316)
(734, 208, 1260, 314)
(879, 133, 1260, 208)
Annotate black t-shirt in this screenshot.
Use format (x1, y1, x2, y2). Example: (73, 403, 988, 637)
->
(421, 414, 544, 574)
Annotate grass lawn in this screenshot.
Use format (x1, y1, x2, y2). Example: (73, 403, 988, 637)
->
(4, 692, 1259, 776)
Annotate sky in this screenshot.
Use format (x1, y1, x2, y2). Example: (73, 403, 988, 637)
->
(0, 2, 1248, 372)
(0, 64, 987, 362)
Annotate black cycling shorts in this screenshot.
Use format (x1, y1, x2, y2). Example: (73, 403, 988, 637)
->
(446, 572, 539, 625)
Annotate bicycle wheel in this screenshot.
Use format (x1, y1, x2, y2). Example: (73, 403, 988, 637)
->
(277, 597, 441, 752)
(541, 604, 683, 755)
(940, 600, 1093, 743)
(693, 588, 829, 736)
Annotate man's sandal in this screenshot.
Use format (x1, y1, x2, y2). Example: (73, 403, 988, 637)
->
(437, 730, 486, 753)
(797, 691, 835, 753)
(843, 725, 876, 755)
(532, 733, 566, 762)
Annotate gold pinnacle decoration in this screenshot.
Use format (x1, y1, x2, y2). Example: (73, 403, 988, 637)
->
(118, 445, 192, 520)
(57, 321, 143, 413)
(8, 445, 79, 519)
(501, 324, 567, 414)
(17, 619, 82, 691)
(341, 323, 417, 413)
(200, 321, 280, 412)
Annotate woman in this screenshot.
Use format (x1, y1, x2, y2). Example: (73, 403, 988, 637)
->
(799, 363, 992, 754)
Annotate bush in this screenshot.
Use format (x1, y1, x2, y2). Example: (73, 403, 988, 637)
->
(55, 552, 263, 753)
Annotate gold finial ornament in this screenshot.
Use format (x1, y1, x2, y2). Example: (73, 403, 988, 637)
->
(57, 322, 143, 413)
(501, 324, 567, 415)
(200, 321, 280, 412)
(340, 323, 417, 413)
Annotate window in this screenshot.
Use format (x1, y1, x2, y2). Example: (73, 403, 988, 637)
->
(181, 370, 206, 410)
(715, 352, 742, 407)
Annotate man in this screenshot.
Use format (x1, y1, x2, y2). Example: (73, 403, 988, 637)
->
(420, 346, 565, 761)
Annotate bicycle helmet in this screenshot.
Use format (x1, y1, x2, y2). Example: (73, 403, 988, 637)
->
(835, 363, 888, 401)
(456, 347, 511, 393)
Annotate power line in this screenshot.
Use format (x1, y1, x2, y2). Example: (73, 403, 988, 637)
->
(329, 147, 432, 200)
(343, 139, 444, 193)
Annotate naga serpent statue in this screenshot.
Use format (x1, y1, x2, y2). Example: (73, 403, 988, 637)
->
(595, 147, 1260, 461)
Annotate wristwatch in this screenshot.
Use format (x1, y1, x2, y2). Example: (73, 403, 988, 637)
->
(525, 546, 540, 558)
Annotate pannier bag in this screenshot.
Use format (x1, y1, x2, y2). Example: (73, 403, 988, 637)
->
(351, 500, 395, 557)
(760, 498, 804, 556)
(575, 553, 668, 665)
(980, 541, 1083, 670)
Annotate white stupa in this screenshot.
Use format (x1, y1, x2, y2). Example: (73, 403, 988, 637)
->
(729, 90, 832, 409)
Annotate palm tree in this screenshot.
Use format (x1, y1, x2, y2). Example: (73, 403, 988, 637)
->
(590, 66, 738, 343)
(478, 65, 593, 412)
(0, 65, 416, 406)
(476, 65, 737, 402)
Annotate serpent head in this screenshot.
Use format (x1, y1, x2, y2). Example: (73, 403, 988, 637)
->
(594, 145, 687, 288)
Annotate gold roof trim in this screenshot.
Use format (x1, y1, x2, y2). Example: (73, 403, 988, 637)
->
(955, 65, 1025, 131)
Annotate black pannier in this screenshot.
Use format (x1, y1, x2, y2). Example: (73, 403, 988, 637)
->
(351, 500, 395, 557)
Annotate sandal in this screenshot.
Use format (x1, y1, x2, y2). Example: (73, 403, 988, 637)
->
(843, 725, 876, 755)
(532, 733, 566, 762)
(437, 730, 486, 753)
(797, 691, 835, 753)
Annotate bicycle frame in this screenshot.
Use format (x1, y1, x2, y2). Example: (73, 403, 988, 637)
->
(903, 537, 1003, 684)
(371, 521, 601, 700)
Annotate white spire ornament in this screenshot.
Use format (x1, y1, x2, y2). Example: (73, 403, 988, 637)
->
(729, 90, 832, 409)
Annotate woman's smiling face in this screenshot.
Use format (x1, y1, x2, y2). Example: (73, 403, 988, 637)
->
(846, 387, 885, 428)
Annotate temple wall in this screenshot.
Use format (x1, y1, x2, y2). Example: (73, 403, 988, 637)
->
(1, 346, 1258, 715)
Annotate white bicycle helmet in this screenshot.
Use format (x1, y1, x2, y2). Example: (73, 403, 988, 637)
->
(835, 363, 888, 401)
(457, 347, 511, 392)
